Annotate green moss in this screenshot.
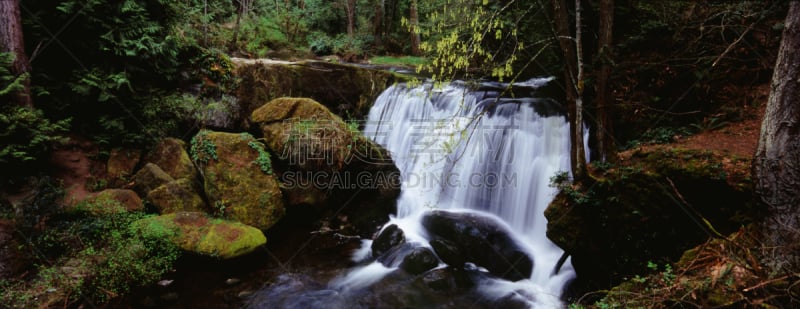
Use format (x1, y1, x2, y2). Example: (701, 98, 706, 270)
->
(198, 131, 285, 230)
(190, 130, 218, 165)
(546, 147, 757, 290)
(133, 212, 266, 259)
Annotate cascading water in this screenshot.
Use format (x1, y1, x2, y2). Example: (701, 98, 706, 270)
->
(332, 78, 580, 308)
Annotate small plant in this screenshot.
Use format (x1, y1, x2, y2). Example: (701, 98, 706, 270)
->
(214, 200, 227, 216)
(550, 171, 597, 206)
(190, 130, 218, 165)
(247, 138, 273, 174)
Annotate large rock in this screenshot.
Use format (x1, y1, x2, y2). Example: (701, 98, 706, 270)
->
(234, 60, 402, 121)
(422, 210, 533, 281)
(147, 178, 207, 214)
(371, 224, 405, 257)
(142, 138, 198, 180)
(249, 97, 401, 235)
(192, 130, 284, 230)
(545, 148, 757, 292)
(106, 148, 141, 184)
(399, 247, 439, 275)
(73, 189, 143, 215)
(132, 212, 266, 259)
(131, 163, 174, 197)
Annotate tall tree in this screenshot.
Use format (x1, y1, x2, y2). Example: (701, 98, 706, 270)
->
(343, 0, 356, 38)
(0, 0, 32, 108)
(553, 0, 586, 178)
(409, 0, 421, 56)
(594, 0, 614, 162)
(373, 0, 385, 47)
(753, 1, 800, 273)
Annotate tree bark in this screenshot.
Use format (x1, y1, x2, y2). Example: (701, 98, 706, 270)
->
(553, 0, 585, 178)
(594, 0, 614, 162)
(754, 1, 800, 274)
(344, 0, 356, 38)
(0, 0, 33, 108)
(409, 0, 421, 56)
(373, 0, 385, 47)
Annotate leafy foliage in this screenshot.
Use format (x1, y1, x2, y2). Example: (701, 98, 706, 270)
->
(414, 0, 558, 81)
(1, 183, 180, 306)
(0, 52, 26, 97)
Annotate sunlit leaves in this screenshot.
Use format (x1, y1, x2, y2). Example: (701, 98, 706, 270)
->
(415, 0, 526, 82)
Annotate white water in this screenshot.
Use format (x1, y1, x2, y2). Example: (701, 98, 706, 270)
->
(333, 79, 578, 308)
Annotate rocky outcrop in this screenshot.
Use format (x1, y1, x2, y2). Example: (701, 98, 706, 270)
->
(421, 210, 533, 281)
(147, 178, 207, 214)
(132, 212, 267, 259)
(371, 224, 405, 257)
(131, 163, 175, 197)
(106, 148, 141, 184)
(74, 189, 143, 215)
(142, 138, 198, 181)
(546, 147, 757, 292)
(249, 97, 400, 235)
(234, 60, 402, 121)
(192, 130, 284, 230)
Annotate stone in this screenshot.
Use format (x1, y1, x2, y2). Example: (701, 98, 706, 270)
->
(132, 163, 174, 197)
(421, 210, 533, 281)
(147, 178, 207, 214)
(75, 189, 143, 215)
(399, 247, 439, 275)
(132, 212, 267, 259)
(106, 148, 141, 182)
(143, 138, 198, 180)
(192, 130, 284, 230)
(429, 239, 465, 268)
(250, 97, 401, 235)
(371, 224, 405, 258)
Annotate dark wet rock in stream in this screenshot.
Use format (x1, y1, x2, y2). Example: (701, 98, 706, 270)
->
(371, 224, 405, 257)
(399, 247, 439, 275)
(421, 210, 533, 281)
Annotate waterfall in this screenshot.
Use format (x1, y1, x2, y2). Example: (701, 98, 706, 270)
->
(333, 79, 579, 308)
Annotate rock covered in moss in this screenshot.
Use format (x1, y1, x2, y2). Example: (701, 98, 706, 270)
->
(106, 148, 141, 183)
(545, 147, 756, 291)
(234, 60, 401, 122)
(74, 189, 143, 215)
(249, 98, 400, 235)
(132, 163, 175, 197)
(143, 138, 198, 180)
(147, 178, 207, 214)
(191, 130, 284, 230)
(132, 212, 266, 259)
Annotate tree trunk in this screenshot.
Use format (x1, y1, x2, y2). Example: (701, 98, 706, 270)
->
(345, 0, 356, 38)
(553, 0, 585, 179)
(409, 0, 421, 56)
(373, 0, 385, 47)
(594, 0, 614, 162)
(230, 1, 244, 52)
(0, 0, 33, 108)
(754, 1, 800, 274)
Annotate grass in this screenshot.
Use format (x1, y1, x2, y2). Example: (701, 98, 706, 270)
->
(369, 56, 427, 67)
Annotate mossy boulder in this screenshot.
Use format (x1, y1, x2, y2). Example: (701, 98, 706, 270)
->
(106, 148, 141, 184)
(131, 163, 175, 197)
(147, 178, 207, 214)
(132, 212, 266, 259)
(234, 60, 403, 122)
(249, 97, 401, 235)
(545, 147, 757, 292)
(142, 138, 198, 180)
(74, 189, 143, 215)
(594, 227, 782, 308)
(191, 130, 284, 230)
